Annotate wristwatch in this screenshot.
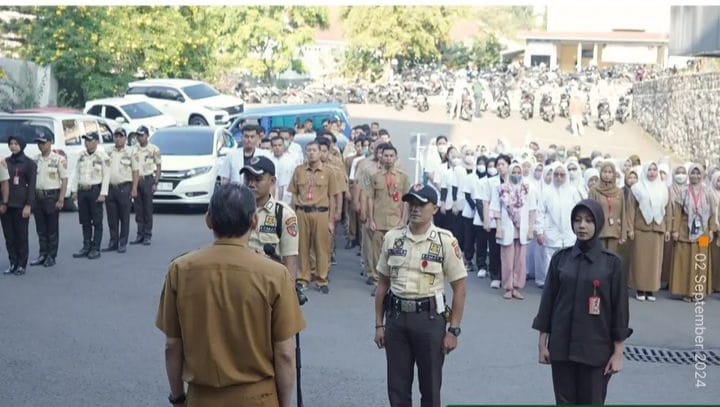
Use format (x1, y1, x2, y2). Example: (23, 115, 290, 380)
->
(168, 393, 186, 405)
(448, 327, 461, 337)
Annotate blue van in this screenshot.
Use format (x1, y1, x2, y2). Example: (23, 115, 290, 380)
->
(226, 103, 351, 151)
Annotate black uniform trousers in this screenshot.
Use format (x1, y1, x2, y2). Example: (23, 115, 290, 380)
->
(551, 361, 611, 405)
(385, 308, 446, 407)
(78, 185, 103, 250)
(451, 213, 465, 252)
(106, 182, 132, 248)
(1, 207, 29, 268)
(464, 222, 488, 269)
(33, 189, 60, 258)
(488, 228, 501, 281)
(135, 175, 154, 240)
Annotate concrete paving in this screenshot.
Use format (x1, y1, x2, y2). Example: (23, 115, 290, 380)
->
(0, 106, 717, 406)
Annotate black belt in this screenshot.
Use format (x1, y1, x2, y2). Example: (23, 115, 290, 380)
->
(297, 206, 329, 213)
(142, 174, 155, 179)
(387, 292, 436, 313)
(110, 182, 132, 188)
(78, 184, 100, 191)
(36, 189, 59, 197)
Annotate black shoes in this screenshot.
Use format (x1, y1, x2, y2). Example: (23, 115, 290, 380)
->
(142, 239, 151, 246)
(30, 256, 47, 266)
(320, 285, 330, 294)
(101, 243, 118, 252)
(87, 249, 101, 260)
(73, 247, 90, 258)
(14, 267, 25, 276)
(345, 240, 354, 250)
(117, 246, 127, 253)
(129, 237, 144, 245)
(43, 257, 56, 267)
(3, 265, 16, 275)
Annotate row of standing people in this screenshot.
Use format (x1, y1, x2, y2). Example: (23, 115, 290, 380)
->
(1, 125, 161, 276)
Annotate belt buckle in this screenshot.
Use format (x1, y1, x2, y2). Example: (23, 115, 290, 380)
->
(400, 300, 416, 312)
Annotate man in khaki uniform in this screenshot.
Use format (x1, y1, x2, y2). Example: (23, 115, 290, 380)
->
(30, 135, 68, 267)
(368, 145, 410, 292)
(242, 156, 299, 279)
(287, 139, 339, 294)
(130, 126, 161, 246)
(156, 184, 305, 407)
(104, 128, 139, 253)
(71, 132, 110, 260)
(318, 136, 347, 265)
(355, 142, 383, 277)
(373, 184, 467, 407)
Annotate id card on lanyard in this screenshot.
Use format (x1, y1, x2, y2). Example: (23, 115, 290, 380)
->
(13, 169, 19, 186)
(689, 186, 703, 234)
(306, 170, 315, 201)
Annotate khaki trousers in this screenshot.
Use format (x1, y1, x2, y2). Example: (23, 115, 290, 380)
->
(361, 223, 373, 274)
(298, 211, 331, 287)
(371, 229, 389, 282)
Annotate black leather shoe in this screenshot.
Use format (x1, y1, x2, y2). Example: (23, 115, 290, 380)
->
(101, 245, 118, 252)
(30, 256, 46, 266)
(142, 239, 151, 246)
(43, 257, 56, 267)
(344, 240, 354, 250)
(14, 267, 25, 276)
(87, 250, 101, 260)
(129, 237, 144, 245)
(117, 246, 127, 253)
(72, 249, 90, 258)
(3, 265, 16, 275)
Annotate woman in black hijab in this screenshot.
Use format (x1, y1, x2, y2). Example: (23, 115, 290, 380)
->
(1, 134, 37, 276)
(532, 199, 632, 405)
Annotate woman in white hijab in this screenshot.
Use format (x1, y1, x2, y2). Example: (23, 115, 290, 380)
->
(583, 168, 600, 198)
(565, 157, 585, 199)
(627, 161, 671, 301)
(525, 160, 544, 281)
(669, 163, 714, 301)
(533, 163, 582, 288)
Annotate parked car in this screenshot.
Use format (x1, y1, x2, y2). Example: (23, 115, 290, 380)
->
(226, 103, 351, 151)
(13, 107, 83, 114)
(0, 113, 118, 210)
(126, 79, 244, 127)
(84, 96, 177, 138)
(150, 126, 235, 207)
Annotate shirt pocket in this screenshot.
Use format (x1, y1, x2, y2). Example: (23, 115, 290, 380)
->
(417, 261, 443, 295)
(387, 255, 406, 281)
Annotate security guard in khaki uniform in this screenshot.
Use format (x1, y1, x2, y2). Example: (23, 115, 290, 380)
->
(374, 184, 468, 407)
(30, 135, 68, 267)
(71, 132, 110, 260)
(288, 139, 339, 294)
(104, 128, 139, 253)
(156, 184, 305, 407)
(131, 125, 161, 246)
(368, 145, 410, 292)
(241, 156, 299, 279)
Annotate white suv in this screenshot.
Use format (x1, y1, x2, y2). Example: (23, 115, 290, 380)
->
(84, 96, 177, 136)
(126, 79, 244, 127)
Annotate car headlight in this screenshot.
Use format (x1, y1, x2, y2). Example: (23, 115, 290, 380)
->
(184, 166, 212, 178)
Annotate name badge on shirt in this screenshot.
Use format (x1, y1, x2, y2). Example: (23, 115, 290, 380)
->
(13, 175, 19, 185)
(588, 296, 601, 315)
(608, 218, 614, 226)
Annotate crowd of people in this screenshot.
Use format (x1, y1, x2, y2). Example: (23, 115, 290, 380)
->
(421, 137, 720, 302)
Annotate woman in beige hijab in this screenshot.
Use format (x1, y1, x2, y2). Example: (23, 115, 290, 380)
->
(588, 160, 626, 254)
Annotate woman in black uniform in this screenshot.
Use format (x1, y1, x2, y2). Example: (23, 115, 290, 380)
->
(532, 199, 632, 405)
(1, 135, 37, 276)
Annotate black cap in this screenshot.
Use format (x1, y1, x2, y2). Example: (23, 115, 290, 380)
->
(136, 125, 150, 136)
(34, 135, 51, 143)
(239, 156, 275, 177)
(113, 127, 127, 137)
(402, 183, 439, 205)
(82, 132, 100, 141)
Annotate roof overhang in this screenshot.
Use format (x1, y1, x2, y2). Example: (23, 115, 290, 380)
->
(520, 30, 669, 44)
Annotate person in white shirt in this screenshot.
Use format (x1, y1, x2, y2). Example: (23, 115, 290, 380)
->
(458, 148, 477, 269)
(481, 154, 503, 288)
(524, 160, 543, 281)
(466, 154, 489, 276)
(220, 124, 271, 185)
(534, 163, 582, 288)
(424, 135, 448, 189)
(565, 158, 585, 199)
(279, 127, 304, 167)
(269, 135, 296, 204)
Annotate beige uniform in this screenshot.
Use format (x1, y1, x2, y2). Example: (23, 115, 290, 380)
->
(133, 143, 162, 176)
(35, 152, 68, 190)
(108, 146, 138, 185)
(377, 225, 467, 299)
(0, 159, 11, 182)
(369, 167, 410, 282)
(249, 197, 299, 258)
(71, 149, 110, 196)
(358, 160, 381, 275)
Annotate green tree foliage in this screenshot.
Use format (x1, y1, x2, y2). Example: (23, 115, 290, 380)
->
(203, 6, 327, 82)
(441, 34, 502, 70)
(341, 6, 456, 77)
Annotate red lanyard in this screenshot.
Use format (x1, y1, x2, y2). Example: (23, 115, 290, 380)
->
(385, 171, 396, 197)
(606, 196, 614, 213)
(306, 169, 316, 201)
(689, 186, 702, 215)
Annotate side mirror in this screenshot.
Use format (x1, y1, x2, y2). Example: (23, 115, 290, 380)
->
(115, 117, 126, 124)
(218, 146, 229, 157)
(176, 95, 185, 103)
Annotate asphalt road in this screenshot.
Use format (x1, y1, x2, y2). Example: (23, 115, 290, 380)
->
(0, 108, 718, 406)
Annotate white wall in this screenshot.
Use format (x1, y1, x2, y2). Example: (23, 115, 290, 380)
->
(602, 44, 658, 64)
(547, 3, 670, 33)
(524, 41, 557, 68)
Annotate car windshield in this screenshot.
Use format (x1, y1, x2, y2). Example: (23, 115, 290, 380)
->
(0, 118, 55, 144)
(181, 83, 220, 100)
(150, 130, 213, 156)
(121, 102, 163, 119)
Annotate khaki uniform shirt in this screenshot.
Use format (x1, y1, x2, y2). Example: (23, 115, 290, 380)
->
(588, 187, 626, 240)
(71, 149, 110, 196)
(35, 152, 68, 191)
(287, 162, 339, 208)
(370, 167, 410, 230)
(626, 190, 672, 233)
(359, 160, 381, 195)
(155, 238, 306, 388)
(377, 225, 468, 299)
(326, 161, 348, 194)
(133, 143, 162, 177)
(108, 145, 139, 185)
(249, 197, 299, 258)
(0, 160, 8, 182)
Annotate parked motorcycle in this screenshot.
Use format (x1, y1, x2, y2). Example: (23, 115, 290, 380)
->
(496, 93, 511, 119)
(459, 91, 474, 121)
(540, 94, 555, 123)
(597, 99, 613, 131)
(615, 96, 630, 124)
(582, 101, 591, 126)
(520, 91, 534, 121)
(558, 93, 570, 118)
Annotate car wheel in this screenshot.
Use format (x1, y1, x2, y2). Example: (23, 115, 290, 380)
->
(189, 115, 209, 126)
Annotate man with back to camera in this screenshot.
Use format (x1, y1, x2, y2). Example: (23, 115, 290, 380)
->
(220, 124, 271, 186)
(156, 184, 305, 407)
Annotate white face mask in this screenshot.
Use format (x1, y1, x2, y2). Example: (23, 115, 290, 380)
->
(487, 167, 498, 176)
(674, 173, 688, 184)
(477, 165, 486, 173)
(438, 145, 448, 154)
(568, 169, 579, 180)
(451, 158, 462, 167)
(464, 155, 475, 165)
